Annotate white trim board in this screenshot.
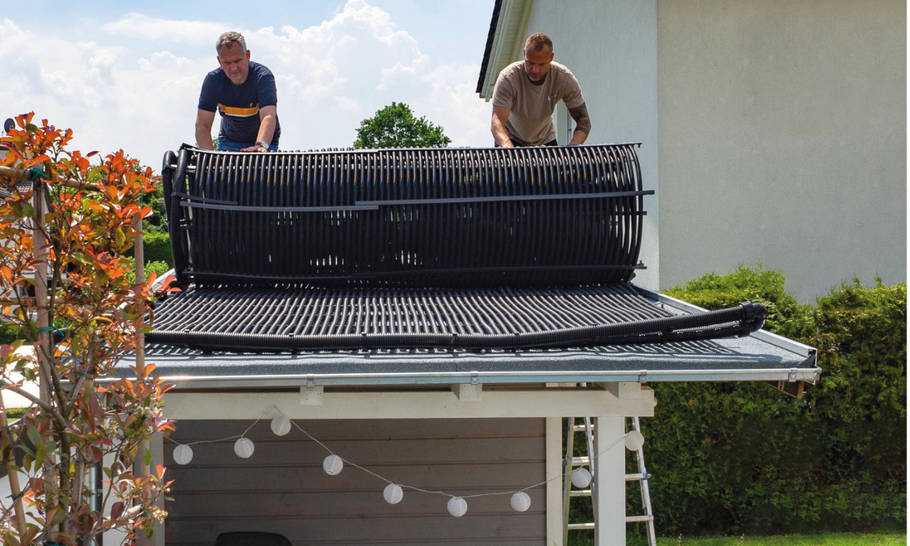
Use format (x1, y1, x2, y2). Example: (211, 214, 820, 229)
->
(163, 384, 655, 420)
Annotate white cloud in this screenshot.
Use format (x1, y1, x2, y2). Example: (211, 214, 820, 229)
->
(378, 62, 419, 91)
(414, 63, 491, 148)
(103, 13, 226, 47)
(333, 96, 360, 112)
(0, 0, 490, 166)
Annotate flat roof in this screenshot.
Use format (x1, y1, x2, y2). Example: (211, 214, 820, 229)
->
(111, 286, 818, 389)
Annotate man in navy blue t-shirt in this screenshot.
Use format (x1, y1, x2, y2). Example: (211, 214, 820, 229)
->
(195, 31, 281, 152)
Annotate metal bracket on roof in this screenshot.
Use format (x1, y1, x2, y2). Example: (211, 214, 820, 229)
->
(638, 370, 648, 384)
(453, 383, 483, 402)
(300, 382, 324, 406)
(470, 372, 479, 385)
(788, 369, 798, 383)
(605, 381, 641, 400)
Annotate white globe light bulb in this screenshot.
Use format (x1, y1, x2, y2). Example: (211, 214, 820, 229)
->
(625, 430, 645, 451)
(447, 496, 468, 518)
(383, 483, 404, 504)
(510, 491, 531, 512)
(323, 454, 344, 476)
(270, 414, 291, 436)
(234, 437, 255, 459)
(571, 467, 592, 489)
(173, 444, 193, 465)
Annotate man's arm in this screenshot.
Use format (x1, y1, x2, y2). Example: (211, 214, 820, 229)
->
(567, 103, 591, 146)
(491, 105, 514, 148)
(195, 109, 216, 150)
(241, 105, 277, 152)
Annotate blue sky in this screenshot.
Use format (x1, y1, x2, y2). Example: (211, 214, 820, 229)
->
(1, 0, 495, 167)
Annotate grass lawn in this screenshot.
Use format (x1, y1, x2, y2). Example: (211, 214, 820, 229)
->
(620, 533, 907, 545)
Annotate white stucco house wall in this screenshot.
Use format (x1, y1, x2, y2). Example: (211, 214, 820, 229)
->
(477, 0, 906, 300)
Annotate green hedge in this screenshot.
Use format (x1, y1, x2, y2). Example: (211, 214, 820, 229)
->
(124, 231, 172, 266)
(142, 231, 172, 266)
(0, 322, 24, 345)
(636, 266, 905, 535)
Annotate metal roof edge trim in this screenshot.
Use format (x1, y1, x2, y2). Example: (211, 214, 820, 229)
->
(476, 0, 504, 95)
(477, 0, 530, 99)
(97, 367, 822, 390)
(643, 287, 818, 361)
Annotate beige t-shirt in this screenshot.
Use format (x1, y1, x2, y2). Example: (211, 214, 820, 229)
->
(492, 61, 585, 145)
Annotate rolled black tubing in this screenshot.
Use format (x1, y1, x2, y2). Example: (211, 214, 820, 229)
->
(168, 144, 650, 288)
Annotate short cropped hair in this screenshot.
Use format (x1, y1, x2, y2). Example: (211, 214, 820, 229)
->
(524, 33, 553, 53)
(216, 31, 247, 54)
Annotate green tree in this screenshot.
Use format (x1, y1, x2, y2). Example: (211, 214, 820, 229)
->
(354, 102, 451, 149)
(0, 113, 172, 543)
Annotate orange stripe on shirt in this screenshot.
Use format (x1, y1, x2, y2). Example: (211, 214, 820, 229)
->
(218, 104, 259, 117)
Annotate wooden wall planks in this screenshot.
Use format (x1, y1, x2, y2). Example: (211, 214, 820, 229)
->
(165, 418, 547, 545)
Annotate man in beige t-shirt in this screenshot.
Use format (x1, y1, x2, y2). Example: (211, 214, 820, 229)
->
(491, 33, 591, 147)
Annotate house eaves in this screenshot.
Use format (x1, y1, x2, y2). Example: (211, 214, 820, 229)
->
(476, 0, 533, 99)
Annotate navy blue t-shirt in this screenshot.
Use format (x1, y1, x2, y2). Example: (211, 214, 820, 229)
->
(198, 61, 281, 146)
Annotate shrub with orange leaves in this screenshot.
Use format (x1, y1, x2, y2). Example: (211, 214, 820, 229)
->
(0, 113, 173, 544)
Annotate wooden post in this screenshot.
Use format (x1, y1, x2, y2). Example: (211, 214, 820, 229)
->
(545, 417, 563, 546)
(32, 178, 60, 539)
(594, 415, 625, 546)
(133, 214, 145, 376)
(132, 215, 155, 546)
(33, 180, 51, 408)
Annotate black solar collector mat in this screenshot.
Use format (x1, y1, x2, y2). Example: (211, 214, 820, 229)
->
(146, 283, 765, 352)
(154, 144, 767, 352)
(162, 144, 651, 288)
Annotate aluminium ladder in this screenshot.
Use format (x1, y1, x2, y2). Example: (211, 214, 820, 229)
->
(563, 416, 657, 545)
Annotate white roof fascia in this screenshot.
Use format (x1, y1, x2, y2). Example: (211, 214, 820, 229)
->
(130, 366, 822, 390)
(479, 0, 532, 100)
(162, 388, 656, 420)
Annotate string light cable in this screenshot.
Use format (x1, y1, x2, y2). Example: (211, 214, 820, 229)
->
(166, 410, 645, 517)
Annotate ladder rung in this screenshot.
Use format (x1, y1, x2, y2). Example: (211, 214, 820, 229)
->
(625, 472, 646, 481)
(569, 489, 592, 497)
(571, 456, 590, 466)
(572, 424, 594, 432)
(626, 515, 654, 523)
(567, 522, 595, 530)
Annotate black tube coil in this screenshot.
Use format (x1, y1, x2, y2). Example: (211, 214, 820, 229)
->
(161, 144, 652, 288)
